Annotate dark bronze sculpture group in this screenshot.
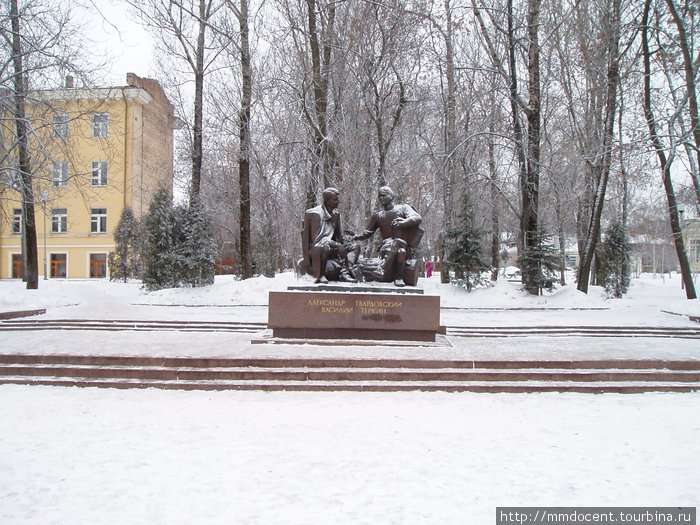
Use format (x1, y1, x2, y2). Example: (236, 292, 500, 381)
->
(300, 186, 423, 287)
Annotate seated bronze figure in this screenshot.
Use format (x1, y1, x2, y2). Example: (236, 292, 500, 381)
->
(300, 187, 359, 284)
(299, 186, 423, 287)
(352, 186, 423, 287)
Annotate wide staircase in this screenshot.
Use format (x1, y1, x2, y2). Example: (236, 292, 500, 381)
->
(1, 354, 699, 393)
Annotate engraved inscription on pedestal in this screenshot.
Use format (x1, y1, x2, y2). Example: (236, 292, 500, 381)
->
(268, 290, 442, 341)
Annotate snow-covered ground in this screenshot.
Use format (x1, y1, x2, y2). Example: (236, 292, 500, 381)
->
(1, 273, 699, 523)
(1, 271, 699, 360)
(2, 387, 698, 524)
(3, 269, 699, 313)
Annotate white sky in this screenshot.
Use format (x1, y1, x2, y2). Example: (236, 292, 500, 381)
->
(76, 0, 155, 86)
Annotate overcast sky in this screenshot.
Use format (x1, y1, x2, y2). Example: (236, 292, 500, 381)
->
(78, 0, 155, 86)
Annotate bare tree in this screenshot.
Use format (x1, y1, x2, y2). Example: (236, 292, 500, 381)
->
(472, 0, 542, 293)
(126, 0, 224, 202)
(521, 0, 541, 294)
(347, 0, 412, 187)
(664, 0, 700, 207)
(8, 0, 38, 288)
(114, 0, 699, 292)
(305, 0, 340, 205)
(1, 0, 91, 288)
(488, 97, 500, 281)
(225, 0, 253, 278)
(642, 0, 696, 299)
(552, 0, 622, 294)
(404, 0, 459, 282)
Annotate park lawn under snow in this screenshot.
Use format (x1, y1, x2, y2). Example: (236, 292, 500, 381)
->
(1, 269, 699, 319)
(1, 271, 699, 361)
(0, 273, 699, 524)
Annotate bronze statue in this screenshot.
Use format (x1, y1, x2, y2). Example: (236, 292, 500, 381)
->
(300, 188, 359, 283)
(353, 186, 423, 287)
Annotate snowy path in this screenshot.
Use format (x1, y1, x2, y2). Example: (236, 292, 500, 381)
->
(1, 385, 698, 524)
(2, 322, 699, 360)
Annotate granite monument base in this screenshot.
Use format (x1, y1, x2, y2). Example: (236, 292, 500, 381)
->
(268, 288, 443, 342)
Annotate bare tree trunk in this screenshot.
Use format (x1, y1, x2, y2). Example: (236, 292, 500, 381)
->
(126, 0, 219, 201)
(11, 0, 38, 290)
(238, 0, 253, 279)
(371, 71, 406, 188)
(306, 0, 338, 191)
(374, 90, 387, 188)
(555, 194, 567, 286)
(665, 0, 700, 207)
(190, 0, 209, 201)
(642, 0, 696, 299)
(522, 0, 541, 295)
(577, 0, 621, 294)
(489, 114, 499, 281)
(505, 0, 528, 256)
(619, 100, 629, 232)
(440, 0, 456, 284)
(443, 0, 456, 224)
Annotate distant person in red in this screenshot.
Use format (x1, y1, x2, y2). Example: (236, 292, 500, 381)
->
(426, 260, 433, 278)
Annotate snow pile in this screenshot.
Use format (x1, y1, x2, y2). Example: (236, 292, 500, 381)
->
(424, 276, 607, 309)
(0, 271, 697, 315)
(616, 273, 700, 317)
(138, 272, 297, 306)
(0, 278, 142, 310)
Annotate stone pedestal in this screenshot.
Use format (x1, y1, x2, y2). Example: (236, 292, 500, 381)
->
(268, 288, 443, 342)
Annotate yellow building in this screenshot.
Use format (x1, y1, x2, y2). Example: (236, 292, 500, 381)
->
(682, 219, 700, 274)
(1, 73, 181, 279)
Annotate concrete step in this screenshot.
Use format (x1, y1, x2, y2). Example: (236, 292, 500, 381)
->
(447, 326, 700, 338)
(0, 318, 265, 332)
(0, 354, 699, 393)
(1, 364, 700, 383)
(1, 376, 698, 393)
(2, 354, 700, 370)
(4, 319, 699, 339)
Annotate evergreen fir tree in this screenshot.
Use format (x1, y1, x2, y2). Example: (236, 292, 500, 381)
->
(600, 219, 632, 298)
(142, 186, 179, 290)
(176, 196, 217, 287)
(142, 189, 218, 290)
(170, 203, 189, 284)
(254, 214, 277, 278)
(517, 232, 560, 294)
(109, 206, 141, 282)
(444, 194, 489, 290)
(438, 233, 451, 283)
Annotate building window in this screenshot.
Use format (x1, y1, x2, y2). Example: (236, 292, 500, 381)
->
(90, 207, 107, 233)
(52, 161, 68, 187)
(690, 239, 700, 264)
(90, 253, 107, 278)
(91, 161, 108, 186)
(51, 208, 68, 233)
(92, 113, 108, 138)
(50, 253, 67, 278)
(12, 254, 23, 278)
(12, 208, 22, 234)
(53, 114, 69, 139)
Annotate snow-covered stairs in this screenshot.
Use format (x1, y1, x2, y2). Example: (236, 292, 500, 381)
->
(1, 354, 699, 393)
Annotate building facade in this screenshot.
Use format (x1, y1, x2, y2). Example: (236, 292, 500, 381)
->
(1, 73, 180, 279)
(682, 219, 700, 274)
